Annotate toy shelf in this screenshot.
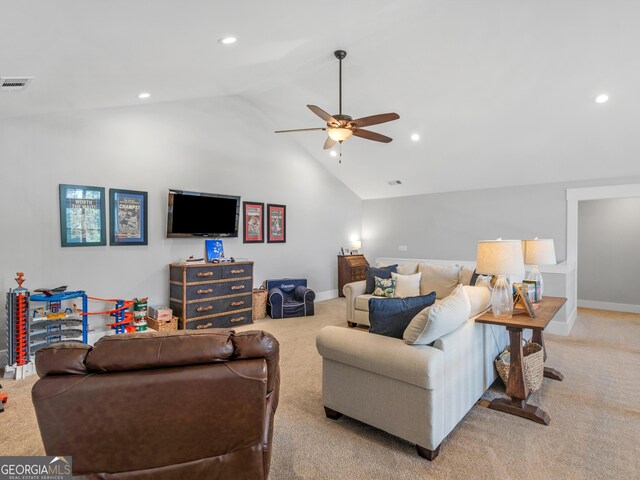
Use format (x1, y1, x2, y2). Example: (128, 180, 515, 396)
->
(29, 290, 88, 354)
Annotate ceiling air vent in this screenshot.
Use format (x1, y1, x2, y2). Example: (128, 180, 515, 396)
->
(387, 180, 402, 186)
(0, 77, 33, 91)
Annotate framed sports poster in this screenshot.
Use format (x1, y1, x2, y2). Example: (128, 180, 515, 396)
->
(243, 201, 264, 243)
(59, 184, 107, 247)
(109, 189, 148, 246)
(267, 204, 286, 243)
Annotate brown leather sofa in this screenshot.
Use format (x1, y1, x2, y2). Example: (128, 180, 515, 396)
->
(32, 329, 280, 480)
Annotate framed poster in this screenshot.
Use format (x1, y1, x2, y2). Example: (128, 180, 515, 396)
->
(267, 204, 286, 243)
(109, 189, 148, 246)
(59, 184, 106, 247)
(243, 201, 264, 243)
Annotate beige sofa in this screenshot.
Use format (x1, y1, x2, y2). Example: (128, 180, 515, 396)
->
(317, 262, 507, 460)
(344, 261, 477, 327)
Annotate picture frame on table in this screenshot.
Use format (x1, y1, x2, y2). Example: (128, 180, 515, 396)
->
(109, 189, 148, 246)
(59, 184, 107, 247)
(514, 283, 537, 318)
(267, 204, 286, 243)
(243, 201, 264, 243)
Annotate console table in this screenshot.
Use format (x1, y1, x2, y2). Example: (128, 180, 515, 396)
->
(476, 296, 567, 425)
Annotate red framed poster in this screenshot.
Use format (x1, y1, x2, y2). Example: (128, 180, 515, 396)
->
(243, 201, 264, 243)
(267, 204, 286, 243)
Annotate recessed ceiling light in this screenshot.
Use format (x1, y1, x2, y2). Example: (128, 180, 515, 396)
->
(329, 150, 338, 157)
(410, 133, 420, 142)
(138, 92, 151, 99)
(594, 94, 609, 104)
(219, 36, 238, 45)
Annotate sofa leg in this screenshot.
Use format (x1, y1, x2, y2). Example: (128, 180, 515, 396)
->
(416, 445, 440, 461)
(347, 321, 357, 328)
(324, 406, 343, 420)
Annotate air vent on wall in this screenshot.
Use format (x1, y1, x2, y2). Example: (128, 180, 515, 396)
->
(0, 77, 33, 91)
(387, 180, 402, 186)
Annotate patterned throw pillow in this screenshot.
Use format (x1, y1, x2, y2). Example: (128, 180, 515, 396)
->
(373, 276, 396, 298)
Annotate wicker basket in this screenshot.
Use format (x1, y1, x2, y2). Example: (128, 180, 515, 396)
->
(146, 315, 178, 332)
(495, 342, 544, 393)
(252, 288, 267, 320)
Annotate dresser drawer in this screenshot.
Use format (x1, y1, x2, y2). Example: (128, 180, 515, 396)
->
(185, 310, 252, 330)
(183, 294, 252, 319)
(184, 265, 223, 283)
(221, 263, 253, 279)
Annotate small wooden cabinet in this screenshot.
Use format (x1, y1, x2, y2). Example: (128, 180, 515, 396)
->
(169, 261, 254, 329)
(338, 255, 370, 297)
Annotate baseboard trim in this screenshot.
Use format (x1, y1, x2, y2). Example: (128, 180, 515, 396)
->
(577, 299, 640, 314)
(315, 289, 339, 302)
(546, 306, 577, 336)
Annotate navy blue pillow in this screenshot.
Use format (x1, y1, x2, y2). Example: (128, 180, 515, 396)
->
(368, 292, 437, 339)
(365, 265, 398, 294)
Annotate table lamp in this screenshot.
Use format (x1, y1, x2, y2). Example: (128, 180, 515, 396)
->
(351, 240, 361, 253)
(522, 238, 556, 299)
(476, 239, 525, 319)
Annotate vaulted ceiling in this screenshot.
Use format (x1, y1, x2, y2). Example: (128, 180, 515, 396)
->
(1, 0, 639, 198)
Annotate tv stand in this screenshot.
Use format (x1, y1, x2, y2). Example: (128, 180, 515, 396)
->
(169, 261, 254, 329)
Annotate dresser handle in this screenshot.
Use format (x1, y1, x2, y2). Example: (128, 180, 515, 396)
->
(230, 301, 245, 307)
(196, 322, 213, 329)
(231, 285, 245, 290)
(196, 305, 214, 312)
(197, 271, 214, 277)
(230, 317, 245, 323)
(196, 288, 213, 294)
(230, 269, 244, 274)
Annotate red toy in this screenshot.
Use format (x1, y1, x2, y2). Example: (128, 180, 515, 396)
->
(0, 385, 8, 413)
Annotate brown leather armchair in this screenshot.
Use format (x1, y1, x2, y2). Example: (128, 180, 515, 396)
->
(32, 329, 280, 480)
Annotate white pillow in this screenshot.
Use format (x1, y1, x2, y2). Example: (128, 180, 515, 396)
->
(403, 285, 471, 345)
(463, 285, 491, 317)
(418, 263, 461, 298)
(391, 272, 422, 298)
(459, 265, 475, 286)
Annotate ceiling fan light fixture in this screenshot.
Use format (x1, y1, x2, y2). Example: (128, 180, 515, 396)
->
(327, 127, 353, 142)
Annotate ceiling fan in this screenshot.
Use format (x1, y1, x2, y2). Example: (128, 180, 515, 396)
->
(275, 50, 400, 153)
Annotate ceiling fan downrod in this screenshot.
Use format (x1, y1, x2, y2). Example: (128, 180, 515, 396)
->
(334, 50, 347, 116)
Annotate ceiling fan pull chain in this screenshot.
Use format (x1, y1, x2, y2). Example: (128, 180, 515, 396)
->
(339, 143, 342, 164)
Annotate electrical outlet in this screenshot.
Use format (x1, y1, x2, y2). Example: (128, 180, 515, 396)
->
(398, 245, 407, 252)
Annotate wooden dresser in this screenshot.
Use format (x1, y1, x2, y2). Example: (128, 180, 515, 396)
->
(169, 261, 253, 330)
(337, 254, 369, 297)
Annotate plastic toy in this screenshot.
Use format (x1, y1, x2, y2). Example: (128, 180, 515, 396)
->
(0, 384, 7, 413)
(4, 273, 35, 380)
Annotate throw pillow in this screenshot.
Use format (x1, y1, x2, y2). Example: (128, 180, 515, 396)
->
(418, 263, 461, 298)
(403, 285, 471, 345)
(375, 262, 418, 275)
(365, 265, 397, 294)
(391, 272, 422, 298)
(373, 276, 396, 298)
(459, 265, 475, 286)
(368, 292, 437, 339)
(463, 285, 491, 317)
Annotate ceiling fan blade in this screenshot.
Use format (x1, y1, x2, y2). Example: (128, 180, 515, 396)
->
(323, 137, 337, 150)
(274, 127, 327, 133)
(353, 129, 393, 143)
(307, 105, 337, 123)
(352, 113, 400, 128)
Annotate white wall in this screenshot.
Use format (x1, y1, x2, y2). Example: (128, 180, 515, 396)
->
(578, 197, 640, 311)
(0, 96, 361, 343)
(362, 176, 640, 264)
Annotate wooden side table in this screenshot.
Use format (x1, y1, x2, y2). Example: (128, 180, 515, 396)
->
(476, 296, 567, 425)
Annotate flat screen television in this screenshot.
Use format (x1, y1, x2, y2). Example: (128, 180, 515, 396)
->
(167, 190, 240, 238)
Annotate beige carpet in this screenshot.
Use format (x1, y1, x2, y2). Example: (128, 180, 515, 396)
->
(2, 301, 638, 479)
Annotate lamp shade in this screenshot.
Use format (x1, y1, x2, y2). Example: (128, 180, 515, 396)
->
(351, 240, 362, 250)
(522, 238, 556, 265)
(476, 239, 525, 275)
